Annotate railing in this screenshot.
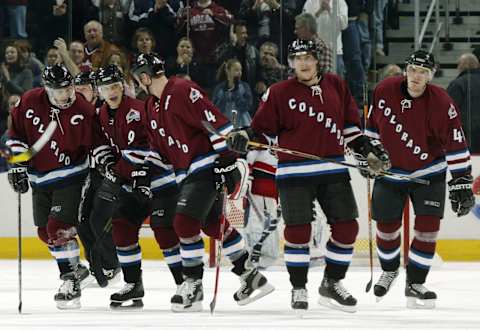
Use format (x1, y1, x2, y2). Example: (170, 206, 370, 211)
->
(414, 0, 443, 52)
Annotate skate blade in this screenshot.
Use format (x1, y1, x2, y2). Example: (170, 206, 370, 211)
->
(406, 297, 436, 309)
(171, 301, 203, 313)
(375, 295, 385, 303)
(110, 299, 144, 310)
(293, 308, 308, 318)
(237, 282, 275, 306)
(318, 296, 357, 313)
(56, 298, 81, 310)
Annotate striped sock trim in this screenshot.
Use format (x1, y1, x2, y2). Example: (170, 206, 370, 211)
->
(117, 244, 142, 266)
(284, 245, 310, 267)
(325, 241, 353, 266)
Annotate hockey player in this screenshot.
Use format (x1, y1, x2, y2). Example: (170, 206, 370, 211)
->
(226, 39, 391, 314)
(6, 64, 100, 309)
(73, 71, 98, 105)
(130, 53, 274, 312)
(365, 50, 474, 309)
(92, 64, 181, 308)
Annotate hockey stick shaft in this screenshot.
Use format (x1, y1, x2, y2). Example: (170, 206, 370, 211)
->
(18, 192, 22, 314)
(202, 121, 429, 185)
(90, 218, 113, 287)
(209, 183, 228, 314)
(8, 121, 57, 164)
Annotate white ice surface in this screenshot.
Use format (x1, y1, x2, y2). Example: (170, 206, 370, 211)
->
(1, 260, 480, 330)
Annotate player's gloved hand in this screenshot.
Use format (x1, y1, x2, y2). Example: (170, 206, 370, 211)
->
(214, 157, 241, 194)
(225, 128, 253, 154)
(97, 167, 122, 202)
(97, 152, 116, 178)
(131, 168, 152, 205)
(8, 166, 29, 194)
(448, 175, 475, 217)
(349, 135, 391, 176)
(352, 153, 375, 179)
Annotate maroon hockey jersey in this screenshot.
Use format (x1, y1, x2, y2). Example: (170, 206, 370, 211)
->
(94, 95, 176, 192)
(251, 74, 362, 183)
(144, 77, 234, 184)
(7, 88, 99, 188)
(366, 76, 471, 183)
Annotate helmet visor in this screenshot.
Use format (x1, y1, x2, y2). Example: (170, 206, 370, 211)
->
(46, 85, 76, 109)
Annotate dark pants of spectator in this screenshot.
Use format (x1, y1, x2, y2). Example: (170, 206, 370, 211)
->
(342, 20, 365, 108)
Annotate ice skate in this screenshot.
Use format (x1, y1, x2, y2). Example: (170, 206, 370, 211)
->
(318, 277, 357, 313)
(233, 268, 275, 306)
(110, 281, 144, 310)
(374, 269, 399, 302)
(76, 262, 95, 289)
(54, 272, 81, 310)
(171, 278, 203, 312)
(405, 281, 437, 309)
(291, 288, 308, 316)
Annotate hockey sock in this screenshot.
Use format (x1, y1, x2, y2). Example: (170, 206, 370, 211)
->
(162, 244, 183, 285)
(152, 226, 183, 285)
(325, 220, 358, 280)
(180, 237, 205, 280)
(407, 215, 440, 284)
(223, 228, 247, 269)
(116, 243, 142, 283)
(376, 220, 402, 271)
(48, 239, 81, 275)
(284, 224, 311, 288)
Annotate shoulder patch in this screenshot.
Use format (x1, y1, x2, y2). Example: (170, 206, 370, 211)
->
(126, 108, 141, 124)
(261, 87, 270, 102)
(189, 87, 203, 103)
(448, 103, 458, 119)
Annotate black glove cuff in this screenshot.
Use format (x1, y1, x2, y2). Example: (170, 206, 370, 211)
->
(131, 167, 151, 188)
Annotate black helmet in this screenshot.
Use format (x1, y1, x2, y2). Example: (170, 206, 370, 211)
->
(131, 53, 165, 78)
(288, 39, 320, 59)
(74, 70, 95, 87)
(405, 50, 436, 71)
(43, 64, 73, 89)
(95, 64, 124, 86)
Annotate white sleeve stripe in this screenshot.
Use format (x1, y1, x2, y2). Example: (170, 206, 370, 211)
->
(448, 160, 472, 171)
(446, 151, 471, 162)
(212, 140, 227, 151)
(343, 126, 361, 135)
(11, 146, 28, 153)
(344, 132, 362, 144)
(6, 140, 29, 148)
(123, 154, 145, 165)
(365, 130, 381, 139)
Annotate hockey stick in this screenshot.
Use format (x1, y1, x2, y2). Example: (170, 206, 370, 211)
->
(363, 84, 374, 293)
(17, 192, 22, 314)
(89, 218, 113, 288)
(209, 181, 228, 314)
(202, 120, 429, 185)
(7, 121, 58, 164)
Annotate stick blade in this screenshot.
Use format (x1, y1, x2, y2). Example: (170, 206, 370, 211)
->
(8, 121, 57, 164)
(209, 298, 216, 314)
(365, 279, 373, 293)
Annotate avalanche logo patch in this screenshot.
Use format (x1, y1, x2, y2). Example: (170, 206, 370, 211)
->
(189, 87, 203, 103)
(126, 108, 141, 124)
(400, 99, 412, 112)
(448, 104, 458, 119)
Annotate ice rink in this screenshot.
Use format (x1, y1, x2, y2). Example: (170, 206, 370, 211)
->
(1, 260, 480, 330)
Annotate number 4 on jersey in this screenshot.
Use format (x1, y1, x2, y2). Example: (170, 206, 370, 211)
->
(453, 128, 465, 143)
(204, 110, 217, 123)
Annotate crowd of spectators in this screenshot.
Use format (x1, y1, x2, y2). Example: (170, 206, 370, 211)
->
(0, 0, 479, 164)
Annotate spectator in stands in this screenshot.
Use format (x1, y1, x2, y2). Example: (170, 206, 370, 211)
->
(177, 0, 232, 90)
(302, 0, 348, 77)
(381, 64, 402, 79)
(0, 78, 9, 136)
(5, 0, 28, 39)
(294, 13, 333, 73)
(69, 41, 91, 72)
(212, 58, 253, 127)
(97, 0, 125, 45)
(255, 41, 287, 98)
(143, 0, 177, 59)
(83, 20, 120, 70)
(165, 37, 201, 83)
(374, 0, 389, 57)
(44, 47, 62, 67)
(447, 53, 480, 153)
(14, 39, 44, 87)
(216, 20, 260, 92)
(342, 0, 368, 108)
(239, 0, 281, 46)
(53, 38, 81, 77)
(131, 27, 156, 56)
(0, 44, 33, 95)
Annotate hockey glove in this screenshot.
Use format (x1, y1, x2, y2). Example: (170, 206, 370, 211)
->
(97, 168, 122, 202)
(8, 167, 29, 194)
(349, 136, 391, 176)
(225, 128, 253, 154)
(131, 168, 152, 206)
(448, 175, 475, 217)
(214, 158, 241, 195)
